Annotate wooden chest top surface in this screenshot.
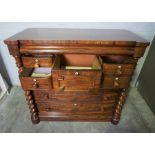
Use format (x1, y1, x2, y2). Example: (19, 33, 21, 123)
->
(4, 28, 149, 47)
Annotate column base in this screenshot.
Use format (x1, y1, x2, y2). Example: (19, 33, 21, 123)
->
(31, 116, 40, 124)
(111, 118, 119, 125)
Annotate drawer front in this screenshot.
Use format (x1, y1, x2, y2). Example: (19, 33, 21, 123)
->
(20, 76, 52, 90)
(52, 70, 102, 91)
(103, 76, 131, 88)
(33, 90, 119, 102)
(37, 102, 115, 114)
(22, 57, 53, 68)
(103, 63, 135, 76)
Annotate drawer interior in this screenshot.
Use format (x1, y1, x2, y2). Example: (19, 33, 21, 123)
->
(100, 55, 136, 64)
(54, 54, 101, 70)
(20, 67, 52, 78)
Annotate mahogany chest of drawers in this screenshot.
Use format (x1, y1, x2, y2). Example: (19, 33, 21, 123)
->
(4, 28, 149, 124)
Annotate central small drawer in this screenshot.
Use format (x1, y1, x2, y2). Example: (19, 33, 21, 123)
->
(52, 54, 102, 92)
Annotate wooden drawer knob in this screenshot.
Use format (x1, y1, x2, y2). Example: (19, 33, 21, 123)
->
(117, 65, 122, 69)
(75, 71, 79, 75)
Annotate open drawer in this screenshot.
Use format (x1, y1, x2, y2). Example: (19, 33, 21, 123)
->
(19, 68, 52, 90)
(52, 54, 102, 92)
(99, 56, 136, 76)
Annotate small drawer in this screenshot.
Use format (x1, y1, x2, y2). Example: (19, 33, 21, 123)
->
(103, 76, 131, 88)
(103, 63, 135, 76)
(19, 68, 52, 90)
(22, 56, 53, 68)
(37, 102, 115, 114)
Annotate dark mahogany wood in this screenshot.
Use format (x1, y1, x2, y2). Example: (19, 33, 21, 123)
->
(4, 28, 149, 125)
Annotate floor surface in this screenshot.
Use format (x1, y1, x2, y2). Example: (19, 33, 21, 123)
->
(0, 86, 155, 133)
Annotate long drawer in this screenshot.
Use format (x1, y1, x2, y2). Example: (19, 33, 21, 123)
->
(33, 90, 119, 102)
(37, 101, 116, 114)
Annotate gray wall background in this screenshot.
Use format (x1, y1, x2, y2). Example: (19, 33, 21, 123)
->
(0, 22, 155, 86)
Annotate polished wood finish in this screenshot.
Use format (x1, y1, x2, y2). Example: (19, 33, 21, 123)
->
(4, 28, 149, 125)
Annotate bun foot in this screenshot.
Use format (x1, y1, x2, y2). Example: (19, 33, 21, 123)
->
(31, 116, 40, 124)
(111, 119, 119, 125)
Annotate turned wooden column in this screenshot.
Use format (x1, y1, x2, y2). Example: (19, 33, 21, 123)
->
(111, 89, 128, 125)
(25, 91, 40, 124)
(13, 51, 40, 124)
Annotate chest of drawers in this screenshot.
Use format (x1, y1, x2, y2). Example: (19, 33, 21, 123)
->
(4, 28, 149, 124)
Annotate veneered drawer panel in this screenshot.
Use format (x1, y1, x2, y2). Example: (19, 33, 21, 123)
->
(103, 63, 135, 75)
(22, 56, 53, 68)
(33, 90, 119, 102)
(37, 102, 115, 114)
(103, 76, 131, 88)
